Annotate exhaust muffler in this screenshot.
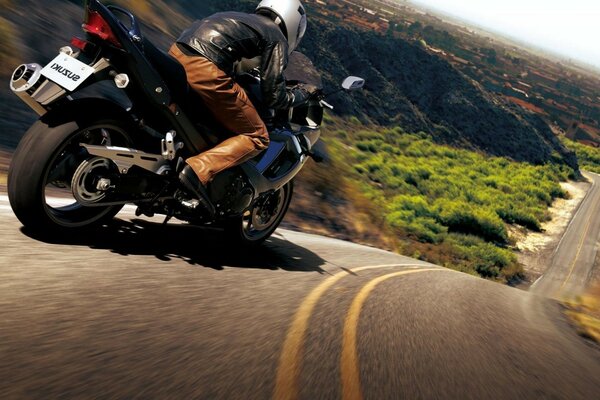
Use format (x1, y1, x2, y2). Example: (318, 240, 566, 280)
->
(10, 63, 47, 115)
(10, 63, 43, 92)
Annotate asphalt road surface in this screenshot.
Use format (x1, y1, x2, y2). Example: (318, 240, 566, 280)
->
(531, 172, 600, 298)
(1, 194, 599, 399)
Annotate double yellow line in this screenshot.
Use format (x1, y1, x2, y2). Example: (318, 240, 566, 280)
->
(274, 264, 449, 400)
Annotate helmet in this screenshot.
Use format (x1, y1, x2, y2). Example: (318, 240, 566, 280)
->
(256, 0, 307, 53)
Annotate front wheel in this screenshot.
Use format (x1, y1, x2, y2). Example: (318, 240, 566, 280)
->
(8, 117, 133, 233)
(224, 181, 293, 246)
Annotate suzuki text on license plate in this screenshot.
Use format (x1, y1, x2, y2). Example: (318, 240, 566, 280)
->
(41, 54, 96, 92)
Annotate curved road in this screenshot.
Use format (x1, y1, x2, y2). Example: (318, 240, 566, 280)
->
(531, 172, 600, 298)
(0, 194, 599, 399)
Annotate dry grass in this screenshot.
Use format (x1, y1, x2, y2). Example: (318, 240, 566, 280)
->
(564, 284, 600, 343)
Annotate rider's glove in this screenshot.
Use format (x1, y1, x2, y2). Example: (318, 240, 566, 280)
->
(289, 84, 318, 107)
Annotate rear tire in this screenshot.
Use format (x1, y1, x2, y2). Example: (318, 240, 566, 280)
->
(224, 181, 293, 246)
(8, 117, 132, 233)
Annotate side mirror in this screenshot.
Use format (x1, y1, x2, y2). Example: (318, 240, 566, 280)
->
(342, 76, 365, 91)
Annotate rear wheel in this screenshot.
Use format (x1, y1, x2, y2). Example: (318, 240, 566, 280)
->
(8, 117, 132, 233)
(224, 181, 293, 246)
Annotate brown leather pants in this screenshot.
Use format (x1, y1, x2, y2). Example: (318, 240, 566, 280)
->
(169, 44, 269, 185)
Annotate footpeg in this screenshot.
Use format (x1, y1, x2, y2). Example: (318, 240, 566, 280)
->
(180, 198, 201, 210)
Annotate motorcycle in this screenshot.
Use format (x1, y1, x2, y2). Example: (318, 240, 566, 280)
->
(7, 0, 364, 245)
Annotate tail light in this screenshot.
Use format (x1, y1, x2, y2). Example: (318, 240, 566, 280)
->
(82, 10, 122, 48)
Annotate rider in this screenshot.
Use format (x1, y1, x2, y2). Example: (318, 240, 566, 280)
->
(169, 0, 310, 209)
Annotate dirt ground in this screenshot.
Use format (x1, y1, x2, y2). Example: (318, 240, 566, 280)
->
(512, 179, 592, 287)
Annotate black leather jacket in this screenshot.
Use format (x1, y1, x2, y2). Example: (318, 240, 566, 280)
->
(177, 12, 293, 110)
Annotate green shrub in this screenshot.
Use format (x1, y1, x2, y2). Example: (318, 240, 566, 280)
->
(387, 212, 447, 243)
(446, 234, 518, 279)
(406, 218, 447, 243)
(354, 165, 367, 175)
(437, 201, 508, 243)
(356, 141, 378, 153)
(389, 194, 436, 217)
(349, 116, 362, 125)
(496, 206, 541, 231)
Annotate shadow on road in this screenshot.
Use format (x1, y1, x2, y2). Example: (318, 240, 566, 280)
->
(21, 217, 326, 273)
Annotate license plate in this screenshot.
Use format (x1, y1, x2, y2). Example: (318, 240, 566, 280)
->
(41, 53, 96, 92)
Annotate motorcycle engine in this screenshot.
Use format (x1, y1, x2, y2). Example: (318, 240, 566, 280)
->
(209, 169, 254, 215)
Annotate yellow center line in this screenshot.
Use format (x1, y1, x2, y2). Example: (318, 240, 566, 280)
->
(341, 269, 444, 400)
(273, 264, 436, 400)
(559, 188, 600, 292)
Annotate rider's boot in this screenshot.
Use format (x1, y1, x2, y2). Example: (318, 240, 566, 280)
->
(178, 165, 216, 216)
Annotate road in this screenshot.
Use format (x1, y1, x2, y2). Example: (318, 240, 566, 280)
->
(531, 172, 600, 298)
(1, 194, 599, 399)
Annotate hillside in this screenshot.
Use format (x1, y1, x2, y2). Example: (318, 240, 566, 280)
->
(300, 23, 578, 170)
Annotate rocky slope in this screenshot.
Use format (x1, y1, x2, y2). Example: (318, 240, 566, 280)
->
(302, 23, 578, 169)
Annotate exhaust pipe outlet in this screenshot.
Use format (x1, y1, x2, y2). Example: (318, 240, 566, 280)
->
(10, 63, 43, 92)
(10, 63, 47, 115)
